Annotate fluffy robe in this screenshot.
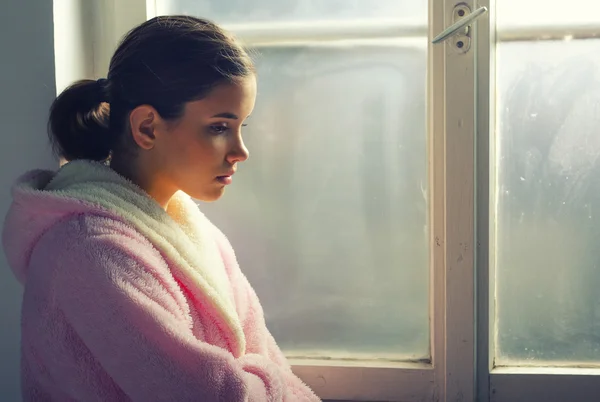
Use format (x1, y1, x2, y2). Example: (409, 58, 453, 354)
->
(3, 160, 319, 401)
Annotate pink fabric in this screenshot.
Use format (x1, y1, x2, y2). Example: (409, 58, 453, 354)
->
(3, 169, 319, 401)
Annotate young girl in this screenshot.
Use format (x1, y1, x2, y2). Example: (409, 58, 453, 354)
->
(3, 15, 319, 401)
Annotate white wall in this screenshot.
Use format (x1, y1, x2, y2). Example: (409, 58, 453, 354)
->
(0, 0, 56, 400)
(0, 2, 147, 400)
(54, 0, 149, 91)
(53, 0, 95, 92)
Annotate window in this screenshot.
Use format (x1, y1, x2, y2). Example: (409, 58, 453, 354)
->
(81, 0, 600, 400)
(159, 0, 431, 358)
(483, 0, 600, 401)
(152, 1, 453, 400)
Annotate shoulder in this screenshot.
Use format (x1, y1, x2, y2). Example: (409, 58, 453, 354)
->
(42, 212, 155, 248)
(52, 213, 149, 241)
(28, 212, 192, 327)
(33, 212, 168, 277)
(30, 212, 189, 315)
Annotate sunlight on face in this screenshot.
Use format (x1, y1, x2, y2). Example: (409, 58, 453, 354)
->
(155, 76, 257, 202)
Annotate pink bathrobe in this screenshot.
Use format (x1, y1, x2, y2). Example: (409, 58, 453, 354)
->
(3, 160, 319, 402)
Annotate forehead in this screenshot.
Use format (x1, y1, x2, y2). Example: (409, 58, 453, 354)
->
(186, 76, 257, 117)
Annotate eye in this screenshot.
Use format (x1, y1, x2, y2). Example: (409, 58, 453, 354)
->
(209, 123, 229, 134)
(242, 123, 248, 127)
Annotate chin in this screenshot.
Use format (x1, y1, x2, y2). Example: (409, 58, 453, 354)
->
(189, 188, 225, 203)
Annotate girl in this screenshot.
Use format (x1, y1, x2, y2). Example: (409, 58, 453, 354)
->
(3, 15, 319, 401)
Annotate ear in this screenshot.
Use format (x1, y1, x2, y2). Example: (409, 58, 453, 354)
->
(128, 105, 161, 150)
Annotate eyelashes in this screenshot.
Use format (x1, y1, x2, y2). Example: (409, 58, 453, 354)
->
(209, 124, 228, 134)
(209, 123, 248, 134)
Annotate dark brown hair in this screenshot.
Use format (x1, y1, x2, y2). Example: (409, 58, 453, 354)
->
(48, 15, 254, 162)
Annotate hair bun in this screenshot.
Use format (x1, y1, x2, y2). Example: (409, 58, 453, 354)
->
(48, 79, 113, 161)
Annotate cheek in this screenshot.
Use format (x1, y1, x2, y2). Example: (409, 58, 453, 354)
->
(163, 127, 229, 170)
(161, 128, 191, 155)
(182, 136, 228, 171)
(198, 136, 229, 158)
(165, 128, 204, 159)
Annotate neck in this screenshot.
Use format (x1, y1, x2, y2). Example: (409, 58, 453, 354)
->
(109, 155, 174, 210)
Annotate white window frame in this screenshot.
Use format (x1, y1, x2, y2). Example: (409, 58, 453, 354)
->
(53, 0, 508, 400)
(205, 1, 479, 398)
(478, 1, 600, 401)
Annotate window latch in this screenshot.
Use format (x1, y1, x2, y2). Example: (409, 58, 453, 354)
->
(432, 4, 488, 52)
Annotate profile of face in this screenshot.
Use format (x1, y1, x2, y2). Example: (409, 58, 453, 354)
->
(129, 75, 257, 204)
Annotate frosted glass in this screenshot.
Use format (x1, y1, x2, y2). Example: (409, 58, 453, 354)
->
(156, 0, 426, 24)
(497, 0, 600, 27)
(157, 0, 430, 358)
(197, 43, 429, 358)
(495, 39, 600, 364)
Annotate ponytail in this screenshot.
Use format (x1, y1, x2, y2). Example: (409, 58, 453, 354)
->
(48, 79, 114, 161)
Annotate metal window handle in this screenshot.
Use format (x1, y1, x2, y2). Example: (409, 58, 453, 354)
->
(432, 6, 488, 44)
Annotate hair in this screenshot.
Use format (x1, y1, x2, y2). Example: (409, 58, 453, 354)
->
(48, 15, 255, 162)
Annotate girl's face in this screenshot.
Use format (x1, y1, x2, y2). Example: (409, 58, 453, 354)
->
(132, 76, 256, 206)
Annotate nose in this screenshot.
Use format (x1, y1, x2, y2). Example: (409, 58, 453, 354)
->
(227, 136, 249, 164)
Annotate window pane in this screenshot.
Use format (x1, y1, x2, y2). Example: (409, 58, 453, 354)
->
(497, 0, 598, 27)
(495, 39, 600, 364)
(157, 1, 430, 359)
(199, 43, 429, 358)
(157, 0, 426, 24)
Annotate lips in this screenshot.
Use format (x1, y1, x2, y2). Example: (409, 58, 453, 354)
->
(216, 170, 235, 185)
(216, 176, 232, 185)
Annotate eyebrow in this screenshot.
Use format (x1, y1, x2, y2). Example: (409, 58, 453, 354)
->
(211, 112, 239, 119)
